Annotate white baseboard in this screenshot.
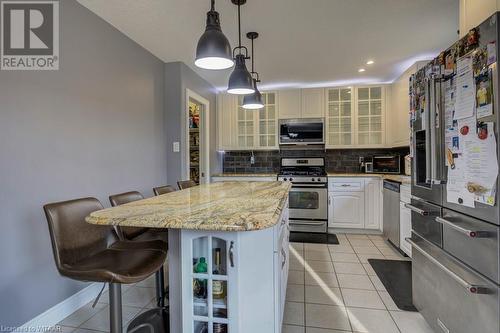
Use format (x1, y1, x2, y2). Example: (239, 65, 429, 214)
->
(15, 283, 102, 332)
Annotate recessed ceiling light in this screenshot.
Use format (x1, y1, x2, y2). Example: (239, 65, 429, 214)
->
(366, 60, 374, 65)
(358, 68, 366, 73)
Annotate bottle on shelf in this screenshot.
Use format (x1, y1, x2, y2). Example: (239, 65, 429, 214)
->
(212, 248, 226, 301)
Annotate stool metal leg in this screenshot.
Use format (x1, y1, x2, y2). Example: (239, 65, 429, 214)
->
(109, 283, 123, 333)
(155, 267, 165, 308)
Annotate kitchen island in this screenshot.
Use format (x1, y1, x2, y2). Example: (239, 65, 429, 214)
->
(87, 181, 291, 333)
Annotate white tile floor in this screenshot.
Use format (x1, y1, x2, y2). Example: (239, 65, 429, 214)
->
(283, 233, 435, 333)
(56, 233, 434, 333)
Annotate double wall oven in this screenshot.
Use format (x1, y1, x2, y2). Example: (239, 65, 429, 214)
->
(278, 158, 328, 233)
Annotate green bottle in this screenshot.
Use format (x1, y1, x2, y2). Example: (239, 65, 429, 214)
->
(194, 257, 207, 273)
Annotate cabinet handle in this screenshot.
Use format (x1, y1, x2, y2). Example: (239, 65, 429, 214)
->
(281, 248, 287, 268)
(405, 238, 489, 294)
(341, 184, 351, 187)
(435, 217, 490, 238)
(229, 241, 235, 268)
(328, 196, 331, 205)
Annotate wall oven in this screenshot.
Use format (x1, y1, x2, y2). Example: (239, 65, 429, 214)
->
(279, 118, 325, 145)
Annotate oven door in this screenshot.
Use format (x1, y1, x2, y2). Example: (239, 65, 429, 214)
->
(288, 184, 328, 233)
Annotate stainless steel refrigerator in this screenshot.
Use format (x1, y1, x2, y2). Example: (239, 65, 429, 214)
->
(408, 13, 500, 333)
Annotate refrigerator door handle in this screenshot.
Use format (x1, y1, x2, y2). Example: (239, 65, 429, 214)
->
(406, 238, 490, 294)
(435, 217, 491, 238)
(404, 203, 430, 216)
(430, 77, 447, 185)
(424, 78, 432, 184)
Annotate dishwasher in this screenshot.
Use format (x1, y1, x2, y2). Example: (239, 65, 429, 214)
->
(383, 180, 401, 248)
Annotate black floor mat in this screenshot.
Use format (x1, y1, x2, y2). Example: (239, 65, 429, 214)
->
(368, 259, 417, 312)
(289, 232, 339, 244)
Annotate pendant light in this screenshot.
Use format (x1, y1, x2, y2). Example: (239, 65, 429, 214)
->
(227, 0, 255, 95)
(195, 0, 234, 70)
(243, 32, 264, 109)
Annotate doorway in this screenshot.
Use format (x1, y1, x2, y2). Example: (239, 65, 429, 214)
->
(185, 89, 210, 184)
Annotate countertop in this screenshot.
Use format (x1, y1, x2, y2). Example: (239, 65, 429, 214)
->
(86, 181, 291, 232)
(213, 172, 411, 184)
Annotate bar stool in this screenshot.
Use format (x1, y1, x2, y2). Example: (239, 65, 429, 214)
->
(43, 198, 167, 333)
(177, 180, 197, 190)
(153, 185, 176, 196)
(109, 191, 168, 309)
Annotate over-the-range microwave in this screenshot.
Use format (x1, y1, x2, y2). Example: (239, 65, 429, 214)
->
(279, 118, 325, 145)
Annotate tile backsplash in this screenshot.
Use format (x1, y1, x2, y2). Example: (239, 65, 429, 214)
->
(222, 147, 410, 174)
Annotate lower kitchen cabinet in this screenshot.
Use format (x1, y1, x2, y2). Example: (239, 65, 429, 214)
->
(328, 177, 382, 231)
(176, 206, 289, 333)
(329, 191, 365, 228)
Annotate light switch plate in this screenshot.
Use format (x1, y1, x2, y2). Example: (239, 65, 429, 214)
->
(173, 142, 180, 152)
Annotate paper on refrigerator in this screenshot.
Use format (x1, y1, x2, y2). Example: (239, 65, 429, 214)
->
(454, 56, 476, 120)
(462, 122, 498, 206)
(445, 116, 477, 208)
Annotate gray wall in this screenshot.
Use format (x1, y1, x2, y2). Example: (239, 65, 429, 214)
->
(0, 0, 166, 326)
(164, 62, 220, 184)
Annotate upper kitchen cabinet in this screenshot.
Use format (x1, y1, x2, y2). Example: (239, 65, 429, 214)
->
(216, 92, 278, 151)
(326, 87, 354, 147)
(356, 86, 385, 147)
(301, 88, 325, 118)
(326, 85, 387, 148)
(277, 89, 325, 119)
(278, 90, 302, 119)
(217, 93, 237, 151)
(387, 61, 428, 147)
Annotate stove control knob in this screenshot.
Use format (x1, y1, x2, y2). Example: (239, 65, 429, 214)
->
(290, 177, 293, 181)
(317, 178, 322, 182)
(311, 178, 315, 181)
(283, 178, 288, 181)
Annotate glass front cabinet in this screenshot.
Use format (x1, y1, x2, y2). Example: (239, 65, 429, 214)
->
(178, 203, 289, 333)
(183, 233, 238, 333)
(326, 85, 387, 148)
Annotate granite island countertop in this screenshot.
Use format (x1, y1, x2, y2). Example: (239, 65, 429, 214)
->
(86, 181, 291, 232)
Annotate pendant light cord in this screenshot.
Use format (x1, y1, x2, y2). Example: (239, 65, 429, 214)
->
(211, 0, 215, 11)
(238, 3, 242, 51)
(250, 37, 254, 72)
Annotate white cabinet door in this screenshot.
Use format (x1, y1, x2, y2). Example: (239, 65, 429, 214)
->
(301, 88, 325, 118)
(278, 90, 301, 119)
(182, 231, 238, 333)
(399, 202, 412, 257)
(329, 191, 365, 229)
(364, 178, 381, 230)
(217, 94, 237, 150)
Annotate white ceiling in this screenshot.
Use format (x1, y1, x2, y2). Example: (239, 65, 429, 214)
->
(77, 0, 459, 91)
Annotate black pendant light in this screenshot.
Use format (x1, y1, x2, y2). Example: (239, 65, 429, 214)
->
(227, 0, 255, 95)
(195, 0, 234, 70)
(243, 32, 264, 109)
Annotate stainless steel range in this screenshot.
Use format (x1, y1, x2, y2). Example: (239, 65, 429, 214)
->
(278, 157, 328, 233)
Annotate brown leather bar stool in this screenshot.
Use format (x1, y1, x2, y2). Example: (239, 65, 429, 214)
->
(153, 185, 176, 196)
(177, 180, 197, 190)
(109, 191, 168, 309)
(43, 198, 167, 333)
